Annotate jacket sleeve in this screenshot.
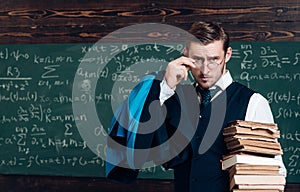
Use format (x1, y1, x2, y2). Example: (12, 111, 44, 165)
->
(106, 71, 195, 183)
(106, 72, 164, 183)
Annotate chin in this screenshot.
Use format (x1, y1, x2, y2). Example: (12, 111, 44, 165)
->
(198, 82, 211, 89)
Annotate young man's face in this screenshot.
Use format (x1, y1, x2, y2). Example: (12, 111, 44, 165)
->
(186, 40, 232, 89)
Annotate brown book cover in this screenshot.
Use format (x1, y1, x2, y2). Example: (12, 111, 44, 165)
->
(229, 164, 280, 179)
(228, 144, 283, 156)
(231, 164, 280, 171)
(224, 134, 277, 143)
(223, 126, 280, 138)
(226, 139, 281, 151)
(227, 120, 278, 131)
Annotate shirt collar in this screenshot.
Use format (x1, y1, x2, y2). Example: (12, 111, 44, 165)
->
(193, 70, 233, 91)
(212, 70, 233, 91)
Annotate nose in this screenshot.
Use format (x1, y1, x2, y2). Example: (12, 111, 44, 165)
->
(201, 63, 210, 74)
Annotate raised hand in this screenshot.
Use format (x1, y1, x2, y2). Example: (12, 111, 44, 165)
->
(164, 56, 196, 89)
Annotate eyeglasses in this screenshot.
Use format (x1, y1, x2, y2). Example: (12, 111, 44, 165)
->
(193, 57, 225, 69)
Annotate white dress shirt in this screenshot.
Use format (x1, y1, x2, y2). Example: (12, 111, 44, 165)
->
(159, 70, 287, 177)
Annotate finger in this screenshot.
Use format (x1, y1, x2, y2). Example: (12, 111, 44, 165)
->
(179, 65, 189, 80)
(183, 70, 188, 81)
(173, 56, 196, 69)
(179, 57, 196, 69)
(184, 68, 189, 80)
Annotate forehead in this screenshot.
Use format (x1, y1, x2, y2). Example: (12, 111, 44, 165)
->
(187, 40, 224, 56)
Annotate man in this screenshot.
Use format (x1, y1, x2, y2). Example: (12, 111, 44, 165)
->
(107, 21, 286, 192)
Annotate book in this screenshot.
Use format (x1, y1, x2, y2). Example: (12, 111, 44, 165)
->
(228, 164, 280, 180)
(230, 175, 285, 190)
(226, 139, 281, 150)
(229, 164, 279, 173)
(224, 134, 276, 143)
(234, 184, 285, 191)
(223, 120, 285, 191)
(225, 139, 283, 156)
(222, 154, 283, 170)
(227, 120, 278, 131)
(227, 144, 282, 156)
(223, 126, 280, 139)
(232, 189, 280, 192)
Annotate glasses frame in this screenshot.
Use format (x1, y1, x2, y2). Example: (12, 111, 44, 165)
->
(193, 57, 225, 70)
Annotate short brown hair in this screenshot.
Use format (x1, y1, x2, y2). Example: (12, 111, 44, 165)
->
(188, 21, 230, 52)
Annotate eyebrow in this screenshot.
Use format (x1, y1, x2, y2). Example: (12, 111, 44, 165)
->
(192, 55, 220, 60)
(208, 56, 220, 60)
(191, 55, 204, 60)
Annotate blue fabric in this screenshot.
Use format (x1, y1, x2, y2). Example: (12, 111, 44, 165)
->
(106, 74, 156, 176)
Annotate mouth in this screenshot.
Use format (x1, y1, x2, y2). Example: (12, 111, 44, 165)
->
(199, 75, 209, 81)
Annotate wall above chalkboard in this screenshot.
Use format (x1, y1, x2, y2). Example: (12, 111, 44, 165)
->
(0, 42, 299, 182)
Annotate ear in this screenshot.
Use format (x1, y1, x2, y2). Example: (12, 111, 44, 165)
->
(184, 47, 188, 56)
(224, 47, 232, 63)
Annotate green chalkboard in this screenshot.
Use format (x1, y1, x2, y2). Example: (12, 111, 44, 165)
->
(0, 42, 299, 182)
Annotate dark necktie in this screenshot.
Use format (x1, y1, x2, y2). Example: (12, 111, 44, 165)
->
(196, 87, 212, 108)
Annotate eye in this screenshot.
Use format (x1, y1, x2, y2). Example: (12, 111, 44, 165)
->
(192, 57, 204, 63)
(195, 58, 201, 62)
(209, 57, 219, 63)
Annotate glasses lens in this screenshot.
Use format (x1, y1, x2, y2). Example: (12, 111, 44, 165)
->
(207, 62, 219, 69)
(193, 58, 224, 69)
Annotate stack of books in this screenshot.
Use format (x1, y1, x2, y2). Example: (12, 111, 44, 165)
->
(222, 120, 286, 192)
